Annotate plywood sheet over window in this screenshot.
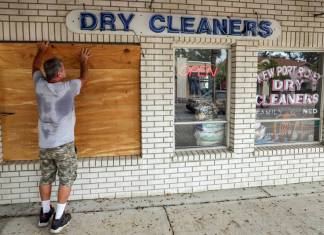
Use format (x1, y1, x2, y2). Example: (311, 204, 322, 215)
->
(0, 43, 141, 161)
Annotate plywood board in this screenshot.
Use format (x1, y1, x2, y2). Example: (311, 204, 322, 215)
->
(0, 43, 141, 161)
(0, 44, 139, 69)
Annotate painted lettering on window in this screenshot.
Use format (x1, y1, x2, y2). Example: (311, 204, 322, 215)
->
(256, 66, 322, 107)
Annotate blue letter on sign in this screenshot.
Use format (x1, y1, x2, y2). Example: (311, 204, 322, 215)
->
(149, 14, 166, 33)
(118, 13, 135, 31)
(80, 12, 97, 30)
(100, 12, 116, 31)
(181, 17, 195, 34)
(229, 19, 242, 36)
(167, 16, 180, 33)
(243, 20, 257, 36)
(258, 21, 272, 38)
(197, 18, 212, 34)
(213, 19, 228, 35)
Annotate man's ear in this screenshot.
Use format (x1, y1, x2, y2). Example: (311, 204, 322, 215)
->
(57, 71, 63, 79)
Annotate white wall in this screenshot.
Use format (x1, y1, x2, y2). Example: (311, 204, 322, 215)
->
(1, 0, 324, 204)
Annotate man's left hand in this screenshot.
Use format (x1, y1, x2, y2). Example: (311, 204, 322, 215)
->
(38, 41, 49, 53)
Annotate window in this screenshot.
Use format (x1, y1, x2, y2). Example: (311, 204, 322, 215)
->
(256, 51, 323, 145)
(174, 48, 228, 149)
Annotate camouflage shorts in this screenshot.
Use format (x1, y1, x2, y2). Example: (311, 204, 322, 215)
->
(39, 142, 78, 188)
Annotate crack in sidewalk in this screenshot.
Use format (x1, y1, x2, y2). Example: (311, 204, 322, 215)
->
(163, 205, 174, 235)
(259, 187, 272, 197)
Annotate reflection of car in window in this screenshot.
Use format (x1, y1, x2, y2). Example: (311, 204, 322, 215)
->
(215, 90, 226, 101)
(186, 90, 226, 118)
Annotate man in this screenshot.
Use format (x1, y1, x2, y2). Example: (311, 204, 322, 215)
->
(32, 41, 90, 233)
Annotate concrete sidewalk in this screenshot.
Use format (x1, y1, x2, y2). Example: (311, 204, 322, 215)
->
(0, 181, 324, 235)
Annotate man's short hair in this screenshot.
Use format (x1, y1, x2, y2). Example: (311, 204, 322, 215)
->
(44, 57, 63, 81)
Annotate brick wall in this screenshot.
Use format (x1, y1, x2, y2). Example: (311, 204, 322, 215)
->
(1, 0, 324, 204)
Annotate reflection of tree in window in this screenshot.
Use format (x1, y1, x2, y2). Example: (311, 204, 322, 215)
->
(257, 57, 279, 97)
(258, 51, 320, 70)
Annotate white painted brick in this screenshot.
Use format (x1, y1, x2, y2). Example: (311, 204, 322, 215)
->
(107, 187, 124, 193)
(1, 172, 19, 177)
(20, 192, 38, 199)
(131, 191, 148, 197)
(178, 167, 192, 173)
(83, 194, 100, 200)
(90, 178, 106, 183)
(82, 184, 98, 190)
(116, 181, 132, 187)
(0, 0, 324, 204)
(96, 183, 115, 190)
(81, 173, 99, 179)
(299, 177, 312, 182)
(147, 190, 165, 196)
(287, 178, 300, 184)
(0, 178, 10, 183)
(139, 185, 154, 191)
(124, 186, 140, 192)
(10, 177, 29, 183)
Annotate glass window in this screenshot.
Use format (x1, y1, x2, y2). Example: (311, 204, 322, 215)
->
(174, 48, 228, 149)
(256, 51, 323, 145)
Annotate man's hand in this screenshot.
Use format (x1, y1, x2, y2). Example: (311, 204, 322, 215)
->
(38, 41, 49, 53)
(80, 48, 91, 63)
(33, 41, 49, 74)
(79, 48, 91, 88)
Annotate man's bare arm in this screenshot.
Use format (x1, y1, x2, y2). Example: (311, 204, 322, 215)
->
(79, 48, 91, 88)
(32, 41, 49, 75)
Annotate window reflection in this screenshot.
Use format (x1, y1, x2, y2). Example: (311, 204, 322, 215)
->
(175, 48, 228, 149)
(256, 51, 322, 145)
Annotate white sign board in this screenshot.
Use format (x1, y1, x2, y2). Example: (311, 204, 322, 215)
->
(66, 10, 281, 40)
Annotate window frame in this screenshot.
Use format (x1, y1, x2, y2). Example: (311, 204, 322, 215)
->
(255, 48, 324, 147)
(173, 44, 231, 152)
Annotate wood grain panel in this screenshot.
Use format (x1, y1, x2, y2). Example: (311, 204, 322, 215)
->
(75, 69, 141, 157)
(0, 43, 140, 69)
(0, 43, 141, 161)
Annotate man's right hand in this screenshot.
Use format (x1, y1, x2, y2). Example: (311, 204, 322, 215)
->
(79, 48, 91, 88)
(80, 48, 91, 63)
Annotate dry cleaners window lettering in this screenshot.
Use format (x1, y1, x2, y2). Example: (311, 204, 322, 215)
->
(66, 11, 281, 39)
(256, 51, 323, 145)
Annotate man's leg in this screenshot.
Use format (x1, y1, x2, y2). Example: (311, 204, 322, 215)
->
(55, 142, 78, 219)
(39, 184, 53, 220)
(57, 185, 71, 203)
(39, 155, 56, 227)
(39, 157, 57, 212)
(39, 184, 52, 201)
(55, 186, 71, 222)
(50, 143, 77, 233)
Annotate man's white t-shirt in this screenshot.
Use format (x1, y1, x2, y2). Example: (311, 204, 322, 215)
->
(33, 71, 82, 149)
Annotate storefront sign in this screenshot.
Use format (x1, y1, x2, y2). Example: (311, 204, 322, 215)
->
(256, 66, 321, 107)
(66, 10, 281, 39)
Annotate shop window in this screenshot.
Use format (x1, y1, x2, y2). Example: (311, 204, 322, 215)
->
(174, 48, 228, 149)
(256, 51, 323, 145)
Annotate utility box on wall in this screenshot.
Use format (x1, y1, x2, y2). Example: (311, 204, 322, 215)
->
(0, 43, 141, 161)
